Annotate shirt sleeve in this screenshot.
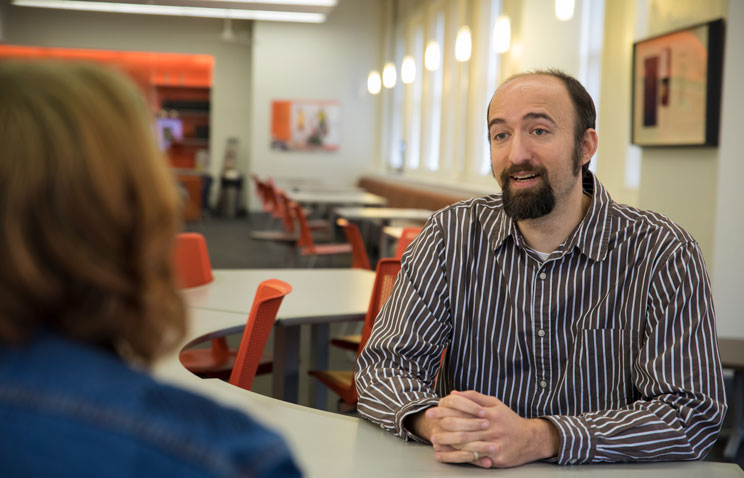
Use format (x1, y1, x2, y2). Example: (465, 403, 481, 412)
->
(542, 241, 727, 464)
(355, 217, 452, 440)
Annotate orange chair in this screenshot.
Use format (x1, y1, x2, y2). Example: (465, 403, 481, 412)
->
(172, 232, 213, 288)
(336, 218, 371, 270)
(174, 233, 271, 380)
(394, 226, 423, 259)
(227, 279, 293, 391)
(308, 258, 401, 407)
(291, 201, 353, 267)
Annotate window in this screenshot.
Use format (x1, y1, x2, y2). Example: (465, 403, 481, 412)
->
(424, 11, 445, 171)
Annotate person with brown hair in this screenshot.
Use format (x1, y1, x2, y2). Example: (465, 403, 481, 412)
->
(0, 61, 300, 476)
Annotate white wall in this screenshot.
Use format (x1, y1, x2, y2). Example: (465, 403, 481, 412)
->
(0, 3, 253, 206)
(712, 0, 744, 338)
(249, 0, 383, 204)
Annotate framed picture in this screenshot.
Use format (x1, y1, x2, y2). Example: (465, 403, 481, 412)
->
(631, 19, 724, 147)
(270, 99, 341, 152)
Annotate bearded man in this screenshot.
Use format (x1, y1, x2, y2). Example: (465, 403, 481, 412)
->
(355, 70, 726, 468)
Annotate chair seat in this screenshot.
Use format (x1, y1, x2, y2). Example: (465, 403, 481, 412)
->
(330, 334, 361, 352)
(179, 348, 273, 379)
(307, 370, 356, 405)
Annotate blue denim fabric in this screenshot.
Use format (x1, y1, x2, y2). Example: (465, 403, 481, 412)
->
(0, 334, 302, 477)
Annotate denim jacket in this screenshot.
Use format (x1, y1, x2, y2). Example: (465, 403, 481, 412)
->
(0, 333, 301, 477)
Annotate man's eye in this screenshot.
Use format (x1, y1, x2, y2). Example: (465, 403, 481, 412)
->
(533, 128, 547, 136)
(494, 132, 508, 141)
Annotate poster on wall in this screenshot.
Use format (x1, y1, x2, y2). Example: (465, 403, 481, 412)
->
(271, 99, 340, 152)
(631, 19, 724, 147)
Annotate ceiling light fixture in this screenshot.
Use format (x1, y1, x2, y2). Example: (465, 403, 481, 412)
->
(382, 62, 396, 89)
(400, 56, 415, 84)
(367, 70, 382, 95)
(493, 15, 511, 53)
(555, 0, 575, 21)
(455, 25, 471, 62)
(424, 41, 440, 71)
(12, 0, 327, 22)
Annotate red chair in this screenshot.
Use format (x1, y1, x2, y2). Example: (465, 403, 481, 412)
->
(336, 218, 371, 270)
(308, 258, 401, 407)
(228, 279, 293, 391)
(394, 226, 423, 259)
(174, 233, 272, 380)
(291, 201, 352, 267)
(172, 232, 213, 288)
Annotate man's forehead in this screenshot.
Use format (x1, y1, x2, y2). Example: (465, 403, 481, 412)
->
(488, 74, 572, 119)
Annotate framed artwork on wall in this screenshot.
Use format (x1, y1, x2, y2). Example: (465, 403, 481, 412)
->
(270, 99, 341, 152)
(631, 18, 725, 147)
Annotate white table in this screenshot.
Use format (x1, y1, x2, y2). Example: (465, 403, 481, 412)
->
(181, 269, 375, 405)
(289, 191, 387, 207)
(153, 337, 744, 478)
(334, 206, 433, 224)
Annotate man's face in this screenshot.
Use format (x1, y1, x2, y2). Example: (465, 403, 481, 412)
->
(487, 75, 586, 221)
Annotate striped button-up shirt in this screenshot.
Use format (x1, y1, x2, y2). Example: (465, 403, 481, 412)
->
(355, 173, 726, 464)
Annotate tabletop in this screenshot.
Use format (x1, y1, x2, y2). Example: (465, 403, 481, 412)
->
(288, 191, 387, 206)
(181, 268, 375, 326)
(334, 206, 433, 223)
(153, 334, 744, 478)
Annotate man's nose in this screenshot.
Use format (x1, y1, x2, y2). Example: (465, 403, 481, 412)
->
(507, 132, 531, 165)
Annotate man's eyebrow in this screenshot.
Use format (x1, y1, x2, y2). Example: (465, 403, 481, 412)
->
(488, 112, 557, 129)
(488, 118, 505, 129)
(523, 112, 557, 125)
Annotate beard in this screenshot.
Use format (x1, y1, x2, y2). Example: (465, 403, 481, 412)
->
(498, 142, 583, 221)
(500, 164, 555, 220)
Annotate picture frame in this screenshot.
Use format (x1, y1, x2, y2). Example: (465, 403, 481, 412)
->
(631, 19, 725, 147)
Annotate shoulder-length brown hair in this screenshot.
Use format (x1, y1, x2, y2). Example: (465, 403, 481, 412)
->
(0, 61, 186, 364)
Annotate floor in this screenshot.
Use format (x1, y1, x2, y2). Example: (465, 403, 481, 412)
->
(186, 213, 742, 469)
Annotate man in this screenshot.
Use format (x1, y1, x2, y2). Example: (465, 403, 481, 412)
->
(355, 70, 726, 468)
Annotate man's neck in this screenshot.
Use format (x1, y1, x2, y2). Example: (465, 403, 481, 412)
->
(515, 187, 591, 254)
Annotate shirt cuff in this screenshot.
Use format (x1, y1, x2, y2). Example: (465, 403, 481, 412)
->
(541, 414, 595, 465)
(395, 397, 440, 442)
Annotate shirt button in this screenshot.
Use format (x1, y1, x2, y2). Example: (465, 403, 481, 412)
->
(569, 459, 578, 465)
(539, 380, 547, 388)
(537, 329, 546, 337)
(539, 272, 547, 280)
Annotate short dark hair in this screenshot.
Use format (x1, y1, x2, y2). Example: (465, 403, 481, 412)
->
(488, 69, 596, 176)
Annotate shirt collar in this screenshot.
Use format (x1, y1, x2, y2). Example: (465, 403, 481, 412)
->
(483, 171, 613, 262)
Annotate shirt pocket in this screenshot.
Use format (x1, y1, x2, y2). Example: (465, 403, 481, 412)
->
(573, 328, 636, 412)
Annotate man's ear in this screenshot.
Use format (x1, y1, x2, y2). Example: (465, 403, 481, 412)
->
(581, 128, 598, 165)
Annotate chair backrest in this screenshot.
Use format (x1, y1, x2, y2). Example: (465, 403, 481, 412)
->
(172, 232, 213, 288)
(229, 279, 293, 391)
(358, 258, 401, 355)
(275, 189, 296, 234)
(264, 179, 283, 219)
(347, 258, 401, 403)
(290, 201, 316, 252)
(337, 218, 371, 270)
(394, 227, 423, 259)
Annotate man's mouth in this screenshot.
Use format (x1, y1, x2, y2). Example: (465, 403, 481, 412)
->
(510, 173, 540, 182)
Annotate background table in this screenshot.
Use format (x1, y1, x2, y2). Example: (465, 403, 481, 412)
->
(289, 191, 387, 207)
(334, 206, 433, 224)
(181, 268, 375, 405)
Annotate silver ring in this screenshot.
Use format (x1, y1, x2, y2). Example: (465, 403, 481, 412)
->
(473, 451, 480, 462)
